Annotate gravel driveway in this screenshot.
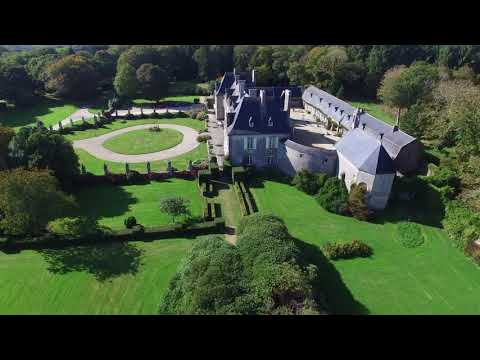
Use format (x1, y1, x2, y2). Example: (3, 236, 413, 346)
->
(73, 124, 200, 163)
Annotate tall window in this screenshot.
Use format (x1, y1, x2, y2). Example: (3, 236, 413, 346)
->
(266, 136, 278, 149)
(247, 153, 254, 165)
(247, 137, 254, 149)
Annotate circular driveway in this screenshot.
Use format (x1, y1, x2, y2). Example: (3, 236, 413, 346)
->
(73, 124, 200, 163)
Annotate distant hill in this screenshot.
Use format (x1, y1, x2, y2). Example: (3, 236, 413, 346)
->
(1, 45, 67, 52)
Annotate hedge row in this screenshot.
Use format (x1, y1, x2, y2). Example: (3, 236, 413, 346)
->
(0, 218, 225, 253)
(234, 182, 250, 217)
(74, 170, 196, 187)
(240, 181, 257, 213)
(232, 166, 246, 184)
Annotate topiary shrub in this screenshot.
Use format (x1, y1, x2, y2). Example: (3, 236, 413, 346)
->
(322, 240, 373, 260)
(197, 134, 211, 142)
(124, 216, 137, 229)
(315, 177, 349, 215)
(397, 221, 424, 248)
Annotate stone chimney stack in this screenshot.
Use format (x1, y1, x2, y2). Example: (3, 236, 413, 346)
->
(238, 80, 246, 97)
(233, 68, 236, 76)
(251, 69, 255, 84)
(260, 89, 266, 118)
(283, 89, 291, 112)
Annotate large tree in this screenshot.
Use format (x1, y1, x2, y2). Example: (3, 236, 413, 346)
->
(8, 127, 80, 187)
(0, 125, 14, 170)
(46, 54, 100, 100)
(0, 169, 76, 236)
(0, 62, 36, 106)
(114, 63, 139, 99)
(136, 63, 169, 102)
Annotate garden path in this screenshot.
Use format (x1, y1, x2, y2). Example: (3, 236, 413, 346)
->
(73, 124, 199, 163)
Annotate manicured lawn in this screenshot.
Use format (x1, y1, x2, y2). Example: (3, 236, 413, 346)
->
(0, 237, 197, 314)
(0, 98, 78, 130)
(348, 100, 396, 125)
(250, 178, 480, 314)
(65, 117, 204, 141)
(103, 128, 184, 155)
(76, 142, 207, 175)
(73, 179, 202, 230)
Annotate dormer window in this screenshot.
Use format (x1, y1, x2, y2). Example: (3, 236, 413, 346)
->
(268, 116, 273, 127)
(248, 116, 254, 128)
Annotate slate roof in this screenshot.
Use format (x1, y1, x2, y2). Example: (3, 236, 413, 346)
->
(302, 86, 416, 159)
(335, 128, 395, 175)
(227, 96, 291, 136)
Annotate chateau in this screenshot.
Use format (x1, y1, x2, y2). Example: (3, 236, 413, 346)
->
(213, 71, 423, 210)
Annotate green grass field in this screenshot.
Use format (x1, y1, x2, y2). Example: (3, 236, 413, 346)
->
(65, 117, 204, 141)
(0, 237, 197, 314)
(73, 179, 202, 229)
(0, 99, 78, 130)
(76, 142, 207, 175)
(348, 100, 396, 125)
(250, 178, 480, 315)
(103, 128, 183, 155)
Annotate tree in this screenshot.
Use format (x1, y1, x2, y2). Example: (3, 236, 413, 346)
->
(0, 125, 14, 170)
(315, 177, 349, 215)
(93, 50, 117, 81)
(292, 170, 326, 195)
(159, 235, 248, 315)
(46, 55, 100, 100)
(8, 127, 80, 187)
(159, 197, 190, 223)
(0, 62, 36, 106)
(114, 63, 139, 99)
(136, 63, 169, 102)
(233, 45, 257, 72)
(0, 169, 76, 236)
(348, 183, 372, 221)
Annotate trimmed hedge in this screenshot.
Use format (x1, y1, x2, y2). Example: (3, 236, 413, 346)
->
(232, 166, 246, 183)
(1, 219, 225, 252)
(234, 182, 249, 216)
(322, 240, 373, 260)
(74, 170, 195, 187)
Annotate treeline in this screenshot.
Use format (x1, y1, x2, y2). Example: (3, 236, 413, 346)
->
(3, 45, 480, 107)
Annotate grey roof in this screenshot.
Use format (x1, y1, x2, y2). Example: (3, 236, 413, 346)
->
(302, 86, 416, 159)
(284, 139, 336, 156)
(227, 96, 291, 136)
(254, 86, 303, 98)
(335, 129, 394, 175)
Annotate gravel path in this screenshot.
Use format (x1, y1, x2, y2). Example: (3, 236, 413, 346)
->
(73, 124, 200, 163)
(52, 108, 94, 130)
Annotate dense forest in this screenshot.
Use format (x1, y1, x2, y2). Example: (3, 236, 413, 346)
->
(1, 44, 480, 256)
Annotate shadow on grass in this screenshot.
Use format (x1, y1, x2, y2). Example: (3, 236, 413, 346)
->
(294, 238, 370, 315)
(73, 184, 138, 223)
(39, 242, 144, 282)
(0, 99, 62, 128)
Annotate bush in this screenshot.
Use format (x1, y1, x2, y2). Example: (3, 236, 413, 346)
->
(442, 201, 480, 251)
(197, 134, 211, 142)
(322, 240, 373, 260)
(124, 216, 137, 229)
(193, 98, 200, 104)
(397, 222, 424, 248)
(348, 183, 372, 221)
(316, 177, 349, 215)
(196, 111, 208, 120)
(292, 170, 326, 195)
(149, 125, 162, 132)
(47, 217, 102, 238)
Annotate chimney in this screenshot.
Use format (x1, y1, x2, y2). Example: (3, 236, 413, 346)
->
(233, 68, 236, 76)
(379, 133, 384, 141)
(251, 69, 255, 84)
(283, 89, 291, 112)
(226, 112, 235, 126)
(260, 89, 266, 118)
(396, 108, 401, 128)
(393, 125, 399, 132)
(248, 88, 258, 97)
(238, 80, 246, 96)
(362, 123, 366, 130)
